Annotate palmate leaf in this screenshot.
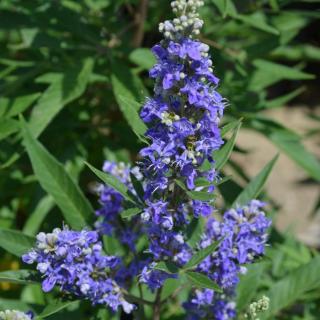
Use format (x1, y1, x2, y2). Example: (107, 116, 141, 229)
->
(21, 117, 92, 230)
(184, 240, 221, 270)
(185, 271, 222, 292)
(232, 155, 278, 207)
(261, 255, 320, 319)
(0, 228, 34, 257)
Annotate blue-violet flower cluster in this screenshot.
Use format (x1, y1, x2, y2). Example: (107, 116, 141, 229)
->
(22, 228, 134, 314)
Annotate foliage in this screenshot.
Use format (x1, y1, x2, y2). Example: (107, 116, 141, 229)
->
(0, 0, 319, 319)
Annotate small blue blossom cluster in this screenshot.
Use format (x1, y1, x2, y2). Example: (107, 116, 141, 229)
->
(184, 200, 271, 319)
(0, 310, 33, 320)
(95, 161, 143, 252)
(138, 0, 225, 289)
(22, 228, 134, 314)
(183, 289, 236, 320)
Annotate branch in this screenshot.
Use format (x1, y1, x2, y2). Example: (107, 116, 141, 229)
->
(132, 0, 149, 47)
(153, 287, 163, 320)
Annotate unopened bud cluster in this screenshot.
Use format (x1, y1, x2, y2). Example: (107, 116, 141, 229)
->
(159, 0, 204, 39)
(245, 296, 270, 320)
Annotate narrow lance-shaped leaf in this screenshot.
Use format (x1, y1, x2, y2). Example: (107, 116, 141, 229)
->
(186, 271, 222, 292)
(251, 117, 320, 181)
(0, 270, 39, 285)
(175, 179, 216, 201)
(221, 119, 242, 137)
(0, 228, 35, 257)
(232, 154, 278, 207)
(186, 217, 205, 248)
(23, 195, 54, 236)
(214, 121, 241, 170)
(37, 301, 79, 319)
(116, 95, 148, 143)
(120, 208, 141, 219)
(29, 58, 94, 138)
(85, 162, 138, 204)
(154, 261, 180, 274)
(21, 117, 92, 230)
(0, 118, 19, 142)
(184, 240, 221, 270)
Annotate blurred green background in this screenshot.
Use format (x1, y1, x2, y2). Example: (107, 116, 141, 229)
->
(0, 0, 320, 319)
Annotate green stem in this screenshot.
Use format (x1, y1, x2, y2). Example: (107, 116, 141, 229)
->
(153, 287, 163, 320)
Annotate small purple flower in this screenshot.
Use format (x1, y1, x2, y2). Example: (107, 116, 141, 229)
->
(22, 227, 134, 314)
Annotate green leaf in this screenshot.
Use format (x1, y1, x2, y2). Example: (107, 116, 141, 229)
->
(154, 261, 180, 274)
(234, 12, 279, 35)
(214, 122, 241, 170)
(249, 59, 315, 91)
(23, 195, 55, 236)
(111, 59, 148, 104)
(236, 263, 266, 311)
(85, 162, 137, 204)
(185, 272, 222, 292)
(252, 117, 320, 181)
(129, 48, 156, 70)
(270, 132, 320, 181)
(184, 240, 221, 270)
(0, 270, 39, 285)
(221, 119, 242, 137)
(265, 87, 305, 109)
(261, 255, 320, 319)
(0, 299, 34, 312)
(37, 300, 79, 319)
(0, 228, 35, 257)
(0, 118, 19, 142)
(211, 0, 237, 17)
(161, 278, 181, 301)
(0, 93, 40, 118)
(186, 217, 205, 248)
(232, 155, 278, 207)
(28, 58, 94, 138)
(175, 179, 216, 201)
(130, 172, 144, 201)
(116, 95, 148, 143)
(21, 118, 92, 230)
(120, 207, 141, 219)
